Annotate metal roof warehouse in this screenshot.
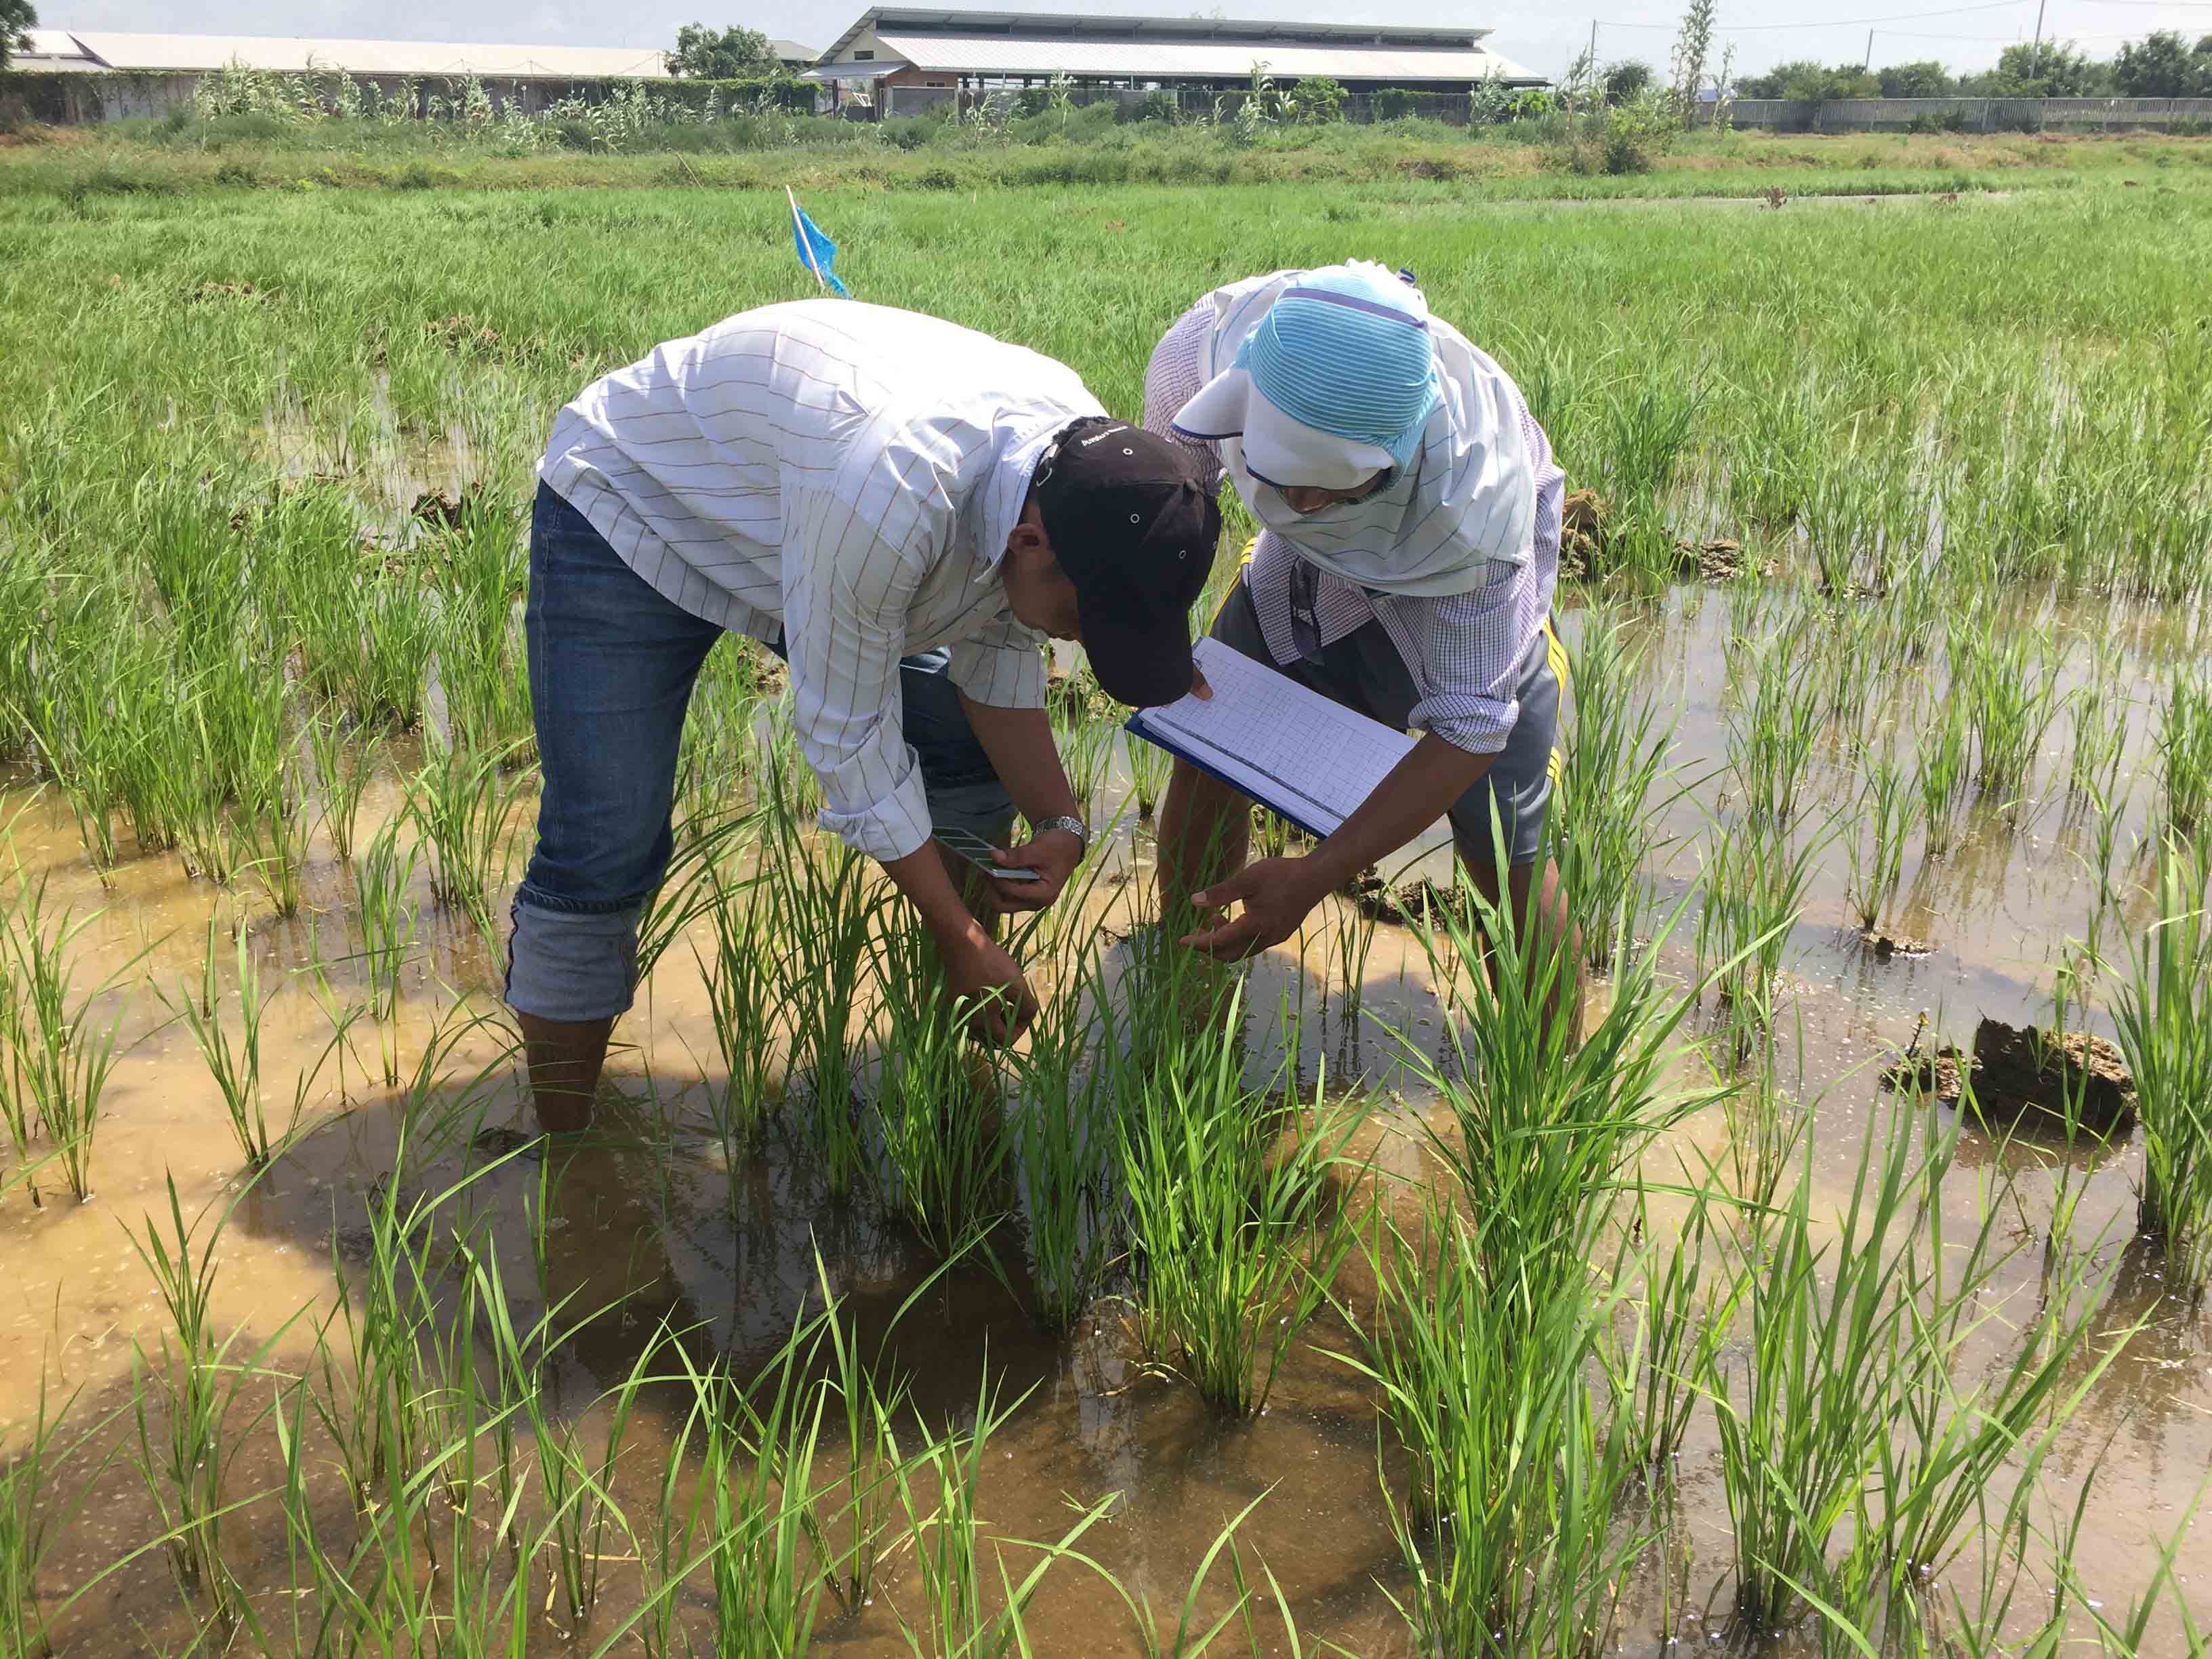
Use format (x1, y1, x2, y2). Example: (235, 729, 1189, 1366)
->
(804, 9, 1542, 96)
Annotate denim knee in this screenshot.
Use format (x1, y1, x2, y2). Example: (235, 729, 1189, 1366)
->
(506, 893, 642, 1023)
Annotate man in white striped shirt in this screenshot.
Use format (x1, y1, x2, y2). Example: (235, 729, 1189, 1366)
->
(1145, 262, 1578, 1006)
(514, 299, 1219, 1132)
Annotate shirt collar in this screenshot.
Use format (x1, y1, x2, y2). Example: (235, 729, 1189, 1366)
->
(978, 414, 1072, 576)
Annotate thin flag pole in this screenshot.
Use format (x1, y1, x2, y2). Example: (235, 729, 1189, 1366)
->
(787, 186, 827, 291)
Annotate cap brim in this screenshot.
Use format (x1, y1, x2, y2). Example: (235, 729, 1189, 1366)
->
(1174, 365, 1395, 495)
(1080, 600, 1195, 710)
(1241, 396, 1397, 495)
(1170, 364, 1254, 444)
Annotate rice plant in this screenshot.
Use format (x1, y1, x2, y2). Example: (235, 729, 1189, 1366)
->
(1115, 985, 1362, 1417)
(1125, 727, 1172, 819)
(2110, 837, 2212, 1303)
(1007, 948, 1124, 1332)
(872, 903, 1010, 1257)
(161, 917, 282, 1168)
(1725, 628, 1823, 829)
(128, 1176, 290, 1635)
(1, 879, 144, 1202)
(351, 812, 422, 1031)
(692, 863, 783, 1178)
(762, 788, 882, 1200)
(1957, 624, 2064, 800)
(1845, 748, 1910, 933)
(1912, 696, 1970, 857)
(1551, 611, 1677, 971)
(405, 733, 529, 928)
(2154, 666, 2212, 837)
(0, 1377, 102, 1658)
(306, 705, 382, 861)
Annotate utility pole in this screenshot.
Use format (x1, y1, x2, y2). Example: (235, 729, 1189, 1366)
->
(1588, 20, 1599, 70)
(1864, 28, 1875, 72)
(2030, 0, 2047, 79)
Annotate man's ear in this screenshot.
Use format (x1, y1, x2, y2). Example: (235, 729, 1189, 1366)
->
(1005, 498, 1051, 567)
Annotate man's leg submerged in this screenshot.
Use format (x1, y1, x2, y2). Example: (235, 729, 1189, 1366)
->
(508, 485, 721, 1134)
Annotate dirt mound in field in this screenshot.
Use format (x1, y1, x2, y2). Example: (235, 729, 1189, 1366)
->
(1884, 1017, 2134, 1139)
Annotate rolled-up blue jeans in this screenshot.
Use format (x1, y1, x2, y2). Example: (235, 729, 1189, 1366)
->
(506, 483, 1015, 1023)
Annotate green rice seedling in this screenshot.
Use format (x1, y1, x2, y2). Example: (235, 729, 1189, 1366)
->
(762, 791, 882, 1200)
(873, 903, 1010, 1258)
(680, 1342, 830, 1656)
(1, 878, 144, 1202)
(1007, 945, 1123, 1332)
(814, 1266, 914, 1616)
(1845, 750, 1910, 933)
(1604, 1179, 1742, 1483)
(352, 565, 441, 732)
(405, 733, 529, 928)
(128, 1175, 289, 1636)
(1725, 634, 1823, 830)
(351, 812, 422, 1031)
(692, 863, 784, 1177)
(1115, 986, 1363, 1417)
(2110, 837, 2212, 1303)
(0, 1377, 108, 1658)
(509, 1322, 657, 1633)
(1912, 697, 1970, 857)
(1694, 815, 1822, 1055)
(2154, 666, 2212, 836)
(1057, 1492, 1279, 1658)
(230, 733, 315, 918)
(1345, 1208, 1645, 1658)
(306, 705, 382, 861)
(1125, 728, 1171, 819)
(2067, 655, 2130, 802)
(1553, 611, 1678, 972)
(160, 916, 285, 1168)
(1958, 625, 2064, 800)
(1054, 711, 1116, 817)
(1326, 885, 1380, 1058)
(633, 804, 761, 983)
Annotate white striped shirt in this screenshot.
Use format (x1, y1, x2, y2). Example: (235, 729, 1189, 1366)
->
(1145, 279, 1563, 755)
(540, 300, 1104, 863)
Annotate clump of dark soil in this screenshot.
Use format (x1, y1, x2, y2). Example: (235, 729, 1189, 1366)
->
(1861, 930, 1938, 960)
(1884, 1017, 2135, 1139)
(1340, 872, 1475, 930)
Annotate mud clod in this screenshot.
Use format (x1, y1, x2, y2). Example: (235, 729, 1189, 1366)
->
(1885, 1017, 2134, 1139)
(1862, 930, 1938, 960)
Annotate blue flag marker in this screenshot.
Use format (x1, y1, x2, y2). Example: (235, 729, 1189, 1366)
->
(787, 187, 851, 297)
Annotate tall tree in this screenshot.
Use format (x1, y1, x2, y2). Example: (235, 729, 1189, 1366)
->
(2112, 30, 2212, 98)
(1668, 0, 1717, 125)
(1877, 60, 1953, 99)
(1, 0, 37, 73)
(1602, 59, 1654, 106)
(1971, 41, 2110, 96)
(665, 22, 777, 79)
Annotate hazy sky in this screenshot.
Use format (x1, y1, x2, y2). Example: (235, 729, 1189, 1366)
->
(34, 0, 2212, 82)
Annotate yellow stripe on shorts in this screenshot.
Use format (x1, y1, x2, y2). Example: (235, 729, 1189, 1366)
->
(1543, 617, 1568, 788)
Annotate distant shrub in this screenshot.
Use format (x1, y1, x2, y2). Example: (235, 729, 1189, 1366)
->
(1122, 89, 1180, 125)
(1293, 77, 1347, 123)
(878, 115, 942, 151)
(2170, 115, 2211, 137)
(1907, 108, 1971, 134)
(211, 159, 260, 187)
(1371, 87, 1422, 121)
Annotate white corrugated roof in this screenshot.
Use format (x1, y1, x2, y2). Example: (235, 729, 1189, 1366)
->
(769, 39, 818, 62)
(62, 31, 674, 78)
(872, 31, 1538, 83)
(18, 28, 94, 60)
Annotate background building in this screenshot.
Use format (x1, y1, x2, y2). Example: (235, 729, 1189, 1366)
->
(802, 9, 1541, 119)
(4, 30, 817, 123)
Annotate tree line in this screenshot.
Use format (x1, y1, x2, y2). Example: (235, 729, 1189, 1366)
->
(1605, 31, 2212, 104)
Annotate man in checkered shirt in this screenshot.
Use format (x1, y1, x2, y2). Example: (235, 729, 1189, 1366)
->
(1145, 262, 1578, 1004)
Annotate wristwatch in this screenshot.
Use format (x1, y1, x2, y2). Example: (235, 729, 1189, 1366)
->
(1031, 815, 1089, 853)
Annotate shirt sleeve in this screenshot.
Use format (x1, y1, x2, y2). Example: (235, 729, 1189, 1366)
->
(945, 613, 1048, 710)
(1143, 300, 1227, 489)
(779, 485, 935, 863)
(1392, 558, 1544, 756)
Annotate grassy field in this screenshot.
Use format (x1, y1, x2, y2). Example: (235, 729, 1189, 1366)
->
(0, 157, 2209, 1656)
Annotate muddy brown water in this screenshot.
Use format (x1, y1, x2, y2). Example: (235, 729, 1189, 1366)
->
(2, 581, 2207, 1654)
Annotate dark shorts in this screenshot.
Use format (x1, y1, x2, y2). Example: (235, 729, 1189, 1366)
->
(1208, 574, 1563, 869)
(506, 482, 1015, 1023)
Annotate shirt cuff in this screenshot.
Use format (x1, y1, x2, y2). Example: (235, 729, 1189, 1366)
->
(815, 759, 934, 863)
(946, 636, 1048, 710)
(1409, 693, 1519, 756)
